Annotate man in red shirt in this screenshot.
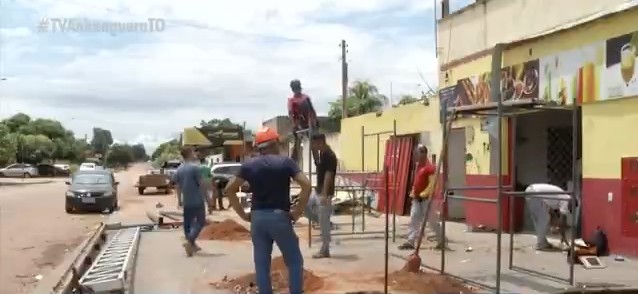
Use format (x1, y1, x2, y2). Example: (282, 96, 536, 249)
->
(288, 79, 319, 165)
(398, 144, 445, 250)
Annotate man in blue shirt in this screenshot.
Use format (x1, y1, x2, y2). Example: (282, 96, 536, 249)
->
(173, 146, 208, 257)
(225, 127, 311, 294)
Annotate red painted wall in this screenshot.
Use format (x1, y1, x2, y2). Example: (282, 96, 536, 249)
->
(582, 178, 638, 257)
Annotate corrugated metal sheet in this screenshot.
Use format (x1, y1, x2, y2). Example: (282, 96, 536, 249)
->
(378, 136, 414, 215)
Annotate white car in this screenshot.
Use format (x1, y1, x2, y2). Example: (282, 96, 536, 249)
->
(54, 164, 70, 171)
(0, 163, 39, 178)
(79, 162, 97, 171)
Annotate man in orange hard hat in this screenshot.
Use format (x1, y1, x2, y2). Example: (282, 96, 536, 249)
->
(225, 127, 311, 294)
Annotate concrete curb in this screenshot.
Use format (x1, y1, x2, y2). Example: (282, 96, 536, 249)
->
(0, 180, 53, 187)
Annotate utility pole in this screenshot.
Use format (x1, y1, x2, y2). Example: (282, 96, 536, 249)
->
(340, 40, 348, 119)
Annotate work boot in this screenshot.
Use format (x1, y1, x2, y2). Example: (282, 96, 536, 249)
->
(398, 242, 415, 250)
(536, 242, 559, 251)
(193, 243, 202, 253)
(312, 250, 330, 259)
(183, 242, 194, 257)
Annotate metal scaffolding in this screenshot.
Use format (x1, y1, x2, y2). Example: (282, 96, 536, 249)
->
(435, 43, 581, 293)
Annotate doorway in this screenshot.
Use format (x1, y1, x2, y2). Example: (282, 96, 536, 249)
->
(447, 128, 467, 220)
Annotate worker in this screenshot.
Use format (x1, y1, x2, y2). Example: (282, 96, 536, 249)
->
(398, 145, 445, 251)
(225, 127, 312, 294)
(198, 157, 215, 214)
(211, 178, 226, 210)
(173, 146, 208, 257)
(305, 133, 338, 259)
(287, 79, 320, 165)
(522, 183, 573, 250)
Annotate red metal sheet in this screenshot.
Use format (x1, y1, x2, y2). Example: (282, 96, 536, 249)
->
(378, 136, 414, 215)
(621, 157, 638, 238)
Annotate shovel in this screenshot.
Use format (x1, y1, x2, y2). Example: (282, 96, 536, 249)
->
(404, 116, 453, 273)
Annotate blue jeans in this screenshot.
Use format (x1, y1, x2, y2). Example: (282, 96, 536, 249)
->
(304, 192, 333, 252)
(183, 206, 206, 245)
(251, 209, 304, 294)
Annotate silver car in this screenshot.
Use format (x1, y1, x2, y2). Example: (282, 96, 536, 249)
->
(0, 163, 39, 178)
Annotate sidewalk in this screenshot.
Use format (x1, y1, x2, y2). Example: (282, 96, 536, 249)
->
(0, 178, 58, 187)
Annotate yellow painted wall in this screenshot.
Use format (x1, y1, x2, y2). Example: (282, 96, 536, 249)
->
(582, 99, 638, 179)
(339, 102, 442, 172)
(501, 8, 638, 179)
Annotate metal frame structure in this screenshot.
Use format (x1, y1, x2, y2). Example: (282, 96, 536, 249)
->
(434, 43, 581, 293)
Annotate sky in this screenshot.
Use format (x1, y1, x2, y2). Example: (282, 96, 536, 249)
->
(0, 0, 474, 153)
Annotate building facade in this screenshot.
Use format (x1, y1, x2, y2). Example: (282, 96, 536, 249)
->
(438, 0, 638, 255)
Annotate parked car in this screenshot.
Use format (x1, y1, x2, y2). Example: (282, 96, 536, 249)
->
(79, 162, 98, 171)
(37, 164, 70, 177)
(211, 162, 249, 193)
(65, 170, 119, 213)
(54, 164, 70, 171)
(0, 163, 39, 178)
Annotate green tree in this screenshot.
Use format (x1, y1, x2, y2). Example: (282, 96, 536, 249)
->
(200, 118, 240, 128)
(106, 144, 134, 168)
(328, 80, 389, 120)
(152, 139, 179, 160)
(90, 127, 113, 156)
(131, 143, 149, 161)
(152, 143, 181, 167)
(18, 134, 55, 164)
(0, 122, 17, 166)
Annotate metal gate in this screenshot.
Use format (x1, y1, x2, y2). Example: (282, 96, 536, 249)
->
(378, 136, 414, 215)
(621, 157, 638, 238)
(546, 126, 573, 189)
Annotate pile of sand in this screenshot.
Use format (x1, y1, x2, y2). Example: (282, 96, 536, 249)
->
(212, 256, 324, 293)
(198, 219, 251, 241)
(384, 269, 475, 294)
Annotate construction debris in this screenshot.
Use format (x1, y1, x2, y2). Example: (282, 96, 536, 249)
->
(198, 219, 251, 241)
(384, 269, 475, 294)
(211, 256, 324, 293)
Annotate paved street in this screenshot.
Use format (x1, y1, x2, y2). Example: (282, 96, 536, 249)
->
(0, 164, 173, 294)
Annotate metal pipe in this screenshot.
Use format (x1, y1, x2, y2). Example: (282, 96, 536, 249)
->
(447, 185, 512, 191)
(511, 265, 569, 284)
(376, 135, 381, 172)
(441, 112, 449, 274)
(392, 119, 398, 243)
(383, 164, 390, 294)
(363, 130, 396, 136)
(308, 127, 313, 249)
(359, 126, 365, 233)
(446, 195, 498, 203)
(316, 231, 389, 237)
(508, 116, 517, 270)
(569, 91, 580, 286)
(493, 42, 504, 294)
(503, 190, 574, 196)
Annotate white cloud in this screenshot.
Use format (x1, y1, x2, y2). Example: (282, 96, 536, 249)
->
(1, 0, 443, 151)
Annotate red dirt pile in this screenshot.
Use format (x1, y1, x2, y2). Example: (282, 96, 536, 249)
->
(383, 269, 475, 294)
(198, 219, 251, 241)
(212, 256, 324, 293)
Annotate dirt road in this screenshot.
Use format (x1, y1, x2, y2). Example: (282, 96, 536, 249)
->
(0, 163, 173, 294)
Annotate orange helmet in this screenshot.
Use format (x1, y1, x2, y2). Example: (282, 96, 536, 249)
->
(254, 127, 280, 148)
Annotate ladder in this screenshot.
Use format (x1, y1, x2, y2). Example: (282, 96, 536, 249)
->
(79, 227, 140, 293)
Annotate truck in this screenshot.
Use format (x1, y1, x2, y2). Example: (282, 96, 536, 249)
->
(134, 160, 181, 195)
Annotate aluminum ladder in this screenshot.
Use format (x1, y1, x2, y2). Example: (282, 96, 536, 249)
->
(79, 227, 140, 293)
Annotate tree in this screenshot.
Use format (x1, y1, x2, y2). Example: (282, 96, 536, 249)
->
(90, 127, 113, 156)
(131, 144, 149, 161)
(152, 142, 181, 168)
(106, 143, 134, 168)
(200, 118, 240, 128)
(152, 139, 179, 160)
(0, 122, 17, 166)
(328, 80, 389, 120)
(397, 94, 419, 105)
(18, 134, 55, 164)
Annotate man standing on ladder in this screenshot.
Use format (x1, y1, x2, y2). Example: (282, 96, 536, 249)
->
(224, 127, 312, 294)
(288, 79, 320, 165)
(398, 144, 445, 251)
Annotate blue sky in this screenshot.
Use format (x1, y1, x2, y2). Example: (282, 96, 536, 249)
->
(0, 0, 474, 151)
